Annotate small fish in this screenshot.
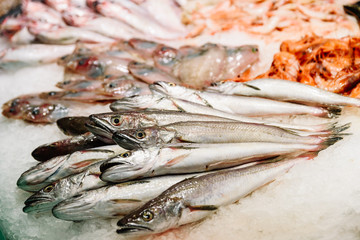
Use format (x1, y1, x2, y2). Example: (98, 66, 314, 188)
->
(18, 145, 123, 192)
(99, 142, 320, 183)
(23, 161, 108, 214)
(52, 173, 198, 221)
(112, 121, 341, 150)
(207, 79, 360, 107)
(152, 45, 179, 73)
(31, 132, 113, 162)
(56, 116, 90, 136)
(128, 61, 181, 84)
(116, 155, 310, 235)
(151, 81, 337, 117)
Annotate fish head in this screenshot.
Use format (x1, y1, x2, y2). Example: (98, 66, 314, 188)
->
(112, 127, 163, 150)
(60, 52, 104, 78)
(149, 81, 187, 96)
(86, 112, 124, 139)
(153, 45, 179, 70)
(109, 95, 162, 111)
(102, 77, 144, 97)
(100, 149, 156, 183)
(2, 96, 32, 118)
(116, 197, 182, 235)
(23, 103, 69, 123)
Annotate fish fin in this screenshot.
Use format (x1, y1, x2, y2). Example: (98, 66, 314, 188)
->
(243, 83, 261, 91)
(165, 153, 191, 166)
(187, 205, 218, 212)
(320, 136, 343, 149)
(110, 199, 142, 204)
(330, 122, 351, 134)
(326, 106, 342, 118)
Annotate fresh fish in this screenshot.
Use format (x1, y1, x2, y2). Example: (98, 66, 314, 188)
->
(116, 155, 310, 235)
(23, 161, 108, 213)
(151, 82, 338, 117)
(56, 116, 90, 136)
(2, 94, 69, 123)
(56, 79, 105, 92)
(152, 45, 179, 73)
(0, 44, 75, 70)
(128, 61, 181, 84)
(110, 94, 337, 133)
(112, 121, 340, 150)
(18, 145, 123, 192)
(207, 78, 360, 107)
(52, 173, 199, 221)
(31, 132, 113, 162)
(86, 110, 237, 141)
(99, 142, 320, 183)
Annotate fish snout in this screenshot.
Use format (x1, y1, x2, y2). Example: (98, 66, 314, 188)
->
(112, 132, 142, 150)
(116, 223, 153, 234)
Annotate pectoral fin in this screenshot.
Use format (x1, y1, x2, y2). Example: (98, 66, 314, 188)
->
(188, 205, 218, 212)
(244, 83, 260, 91)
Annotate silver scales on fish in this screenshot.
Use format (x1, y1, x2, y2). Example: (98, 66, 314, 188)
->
(0, 0, 359, 239)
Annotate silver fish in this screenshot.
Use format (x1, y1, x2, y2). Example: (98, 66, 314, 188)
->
(116, 155, 310, 235)
(52, 173, 198, 221)
(100, 142, 320, 183)
(112, 121, 340, 150)
(23, 160, 108, 213)
(151, 81, 338, 117)
(207, 78, 360, 107)
(17, 145, 124, 192)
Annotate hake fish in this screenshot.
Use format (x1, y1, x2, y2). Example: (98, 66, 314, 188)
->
(112, 121, 342, 150)
(151, 81, 339, 117)
(18, 145, 124, 192)
(52, 173, 199, 221)
(116, 155, 310, 235)
(99, 142, 320, 183)
(207, 78, 360, 107)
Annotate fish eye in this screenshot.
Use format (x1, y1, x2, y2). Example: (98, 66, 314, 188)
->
(167, 82, 176, 86)
(43, 184, 54, 193)
(141, 210, 154, 222)
(120, 151, 131, 158)
(31, 108, 40, 116)
(48, 91, 57, 96)
(108, 82, 117, 88)
(135, 130, 146, 139)
(111, 116, 122, 126)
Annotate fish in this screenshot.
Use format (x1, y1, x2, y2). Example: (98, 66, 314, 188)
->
(207, 78, 360, 107)
(99, 142, 320, 183)
(109, 94, 338, 133)
(51, 173, 199, 221)
(112, 121, 341, 150)
(151, 81, 339, 117)
(2, 94, 69, 123)
(31, 132, 113, 162)
(18, 145, 123, 192)
(116, 155, 310, 235)
(56, 116, 91, 136)
(128, 61, 181, 84)
(23, 161, 108, 214)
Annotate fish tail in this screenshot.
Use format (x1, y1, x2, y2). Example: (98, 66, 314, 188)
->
(319, 136, 343, 149)
(326, 106, 343, 118)
(329, 122, 351, 134)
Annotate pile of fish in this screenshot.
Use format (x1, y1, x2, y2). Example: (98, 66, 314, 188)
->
(1, 38, 259, 123)
(17, 79, 358, 236)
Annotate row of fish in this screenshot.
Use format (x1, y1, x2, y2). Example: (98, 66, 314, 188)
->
(16, 79, 354, 236)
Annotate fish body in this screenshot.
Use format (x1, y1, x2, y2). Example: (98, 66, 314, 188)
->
(207, 78, 360, 107)
(18, 145, 124, 192)
(52, 173, 198, 221)
(100, 142, 319, 183)
(116, 155, 309, 235)
(56, 116, 90, 136)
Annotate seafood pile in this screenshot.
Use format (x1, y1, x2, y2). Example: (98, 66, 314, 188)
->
(16, 80, 356, 236)
(1, 38, 259, 123)
(186, 0, 359, 40)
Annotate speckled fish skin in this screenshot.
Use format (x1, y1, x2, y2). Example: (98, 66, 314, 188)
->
(52, 173, 199, 221)
(99, 142, 319, 183)
(23, 161, 108, 214)
(112, 121, 328, 150)
(151, 81, 334, 117)
(18, 145, 124, 192)
(207, 78, 360, 107)
(116, 156, 309, 235)
(110, 93, 336, 133)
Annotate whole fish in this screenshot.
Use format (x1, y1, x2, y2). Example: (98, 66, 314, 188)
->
(99, 142, 320, 183)
(52, 173, 199, 221)
(31, 132, 113, 162)
(116, 155, 310, 235)
(151, 82, 338, 117)
(109, 94, 337, 133)
(86, 110, 237, 141)
(207, 78, 360, 107)
(112, 121, 341, 150)
(18, 145, 123, 192)
(23, 161, 108, 213)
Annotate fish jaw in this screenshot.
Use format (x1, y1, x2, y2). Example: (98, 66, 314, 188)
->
(116, 223, 153, 235)
(112, 132, 143, 150)
(23, 192, 57, 213)
(86, 114, 115, 140)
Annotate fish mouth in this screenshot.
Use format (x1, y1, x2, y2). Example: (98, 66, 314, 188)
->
(23, 194, 55, 213)
(85, 115, 114, 140)
(112, 132, 141, 150)
(149, 82, 167, 94)
(116, 224, 153, 234)
(99, 161, 123, 173)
